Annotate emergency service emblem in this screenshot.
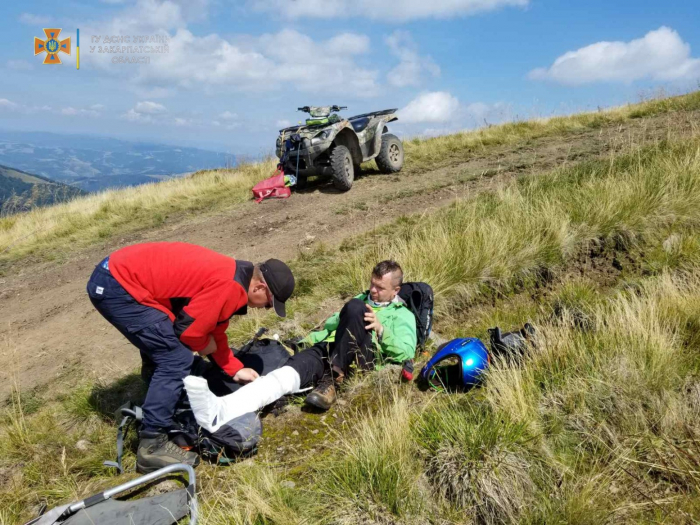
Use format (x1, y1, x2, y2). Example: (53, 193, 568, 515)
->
(34, 28, 71, 65)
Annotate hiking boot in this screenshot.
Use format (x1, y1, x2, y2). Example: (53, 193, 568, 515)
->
(136, 431, 200, 474)
(305, 370, 343, 411)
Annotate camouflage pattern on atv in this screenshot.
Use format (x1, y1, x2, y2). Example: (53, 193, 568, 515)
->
(276, 107, 404, 191)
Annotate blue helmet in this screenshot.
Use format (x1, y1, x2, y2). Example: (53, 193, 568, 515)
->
(420, 338, 490, 390)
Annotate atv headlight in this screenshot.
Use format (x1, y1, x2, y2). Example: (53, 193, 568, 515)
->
(311, 130, 331, 145)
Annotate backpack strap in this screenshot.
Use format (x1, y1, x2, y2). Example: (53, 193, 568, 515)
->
(237, 327, 269, 357)
(104, 404, 142, 474)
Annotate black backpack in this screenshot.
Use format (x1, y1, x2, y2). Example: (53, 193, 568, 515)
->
(203, 335, 292, 396)
(105, 333, 291, 471)
(488, 323, 536, 358)
(398, 282, 434, 352)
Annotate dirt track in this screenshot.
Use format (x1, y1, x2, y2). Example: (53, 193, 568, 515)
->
(1, 111, 696, 399)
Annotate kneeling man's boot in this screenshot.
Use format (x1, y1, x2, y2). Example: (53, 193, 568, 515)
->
(305, 369, 344, 411)
(136, 431, 200, 474)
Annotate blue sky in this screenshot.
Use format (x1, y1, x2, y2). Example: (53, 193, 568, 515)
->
(1, 0, 698, 157)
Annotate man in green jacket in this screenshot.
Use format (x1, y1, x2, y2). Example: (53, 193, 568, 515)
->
(297, 259, 417, 409)
(183, 260, 417, 427)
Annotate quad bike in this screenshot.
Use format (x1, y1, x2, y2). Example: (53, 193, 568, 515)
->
(276, 105, 404, 191)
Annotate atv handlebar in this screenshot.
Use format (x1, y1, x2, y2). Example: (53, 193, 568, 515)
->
(297, 105, 347, 113)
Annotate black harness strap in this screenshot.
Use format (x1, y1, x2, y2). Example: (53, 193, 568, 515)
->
(104, 405, 142, 474)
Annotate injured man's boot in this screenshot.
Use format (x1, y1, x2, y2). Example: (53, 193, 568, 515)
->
(305, 367, 344, 411)
(183, 366, 301, 433)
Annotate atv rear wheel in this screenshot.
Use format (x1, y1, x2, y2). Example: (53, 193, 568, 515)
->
(330, 145, 354, 191)
(376, 134, 404, 173)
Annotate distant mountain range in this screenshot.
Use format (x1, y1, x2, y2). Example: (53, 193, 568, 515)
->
(0, 164, 85, 215)
(0, 130, 236, 193)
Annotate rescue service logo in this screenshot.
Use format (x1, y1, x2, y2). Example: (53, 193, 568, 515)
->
(34, 28, 71, 65)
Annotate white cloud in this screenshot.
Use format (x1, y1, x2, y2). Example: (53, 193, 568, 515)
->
(61, 106, 101, 117)
(19, 13, 51, 25)
(219, 111, 237, 121)
(396, 93, 511, 137)
(132, 27, 378, 95)
(123, 100, 202, 125)
(250, 0, 528, 21)
(121, 101, 165, 122)
(276, 119, 291, 128)
(399, 91, 461, 123)
(78, 1, 378, 95)
(7, 60, 34, 71)
(326, 33, 371, 55)
(0, 99, 19, 111)
(135, 101, 167, 113)
(530, 27, 700, 85)
(0, 98, 102, 118)
(122, 108, 152, 122)
(386, 31, 440, 87)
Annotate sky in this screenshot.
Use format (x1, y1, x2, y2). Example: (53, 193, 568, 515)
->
(1, 0, 699, 158)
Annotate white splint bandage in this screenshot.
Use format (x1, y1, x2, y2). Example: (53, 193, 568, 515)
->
(183, 366, 301, 433)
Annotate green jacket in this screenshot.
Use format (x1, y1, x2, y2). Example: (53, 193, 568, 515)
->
(301, 293, 417, 364)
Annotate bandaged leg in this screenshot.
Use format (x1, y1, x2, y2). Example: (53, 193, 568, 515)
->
(183, 366, 301, 433)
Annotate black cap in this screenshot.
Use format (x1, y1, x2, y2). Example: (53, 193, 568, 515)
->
(260, 259, 295, 317)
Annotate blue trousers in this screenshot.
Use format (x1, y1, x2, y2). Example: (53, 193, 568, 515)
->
(87, 258, 194, 432)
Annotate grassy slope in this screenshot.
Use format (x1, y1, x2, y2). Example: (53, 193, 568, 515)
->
(1, 91, 699, 269)
(2, 95, 700, 524)
(0, 165, 85, 218)
(0, 165, 56, 185)
(0, 160, 276, 266)
(211, 136, 700, 524)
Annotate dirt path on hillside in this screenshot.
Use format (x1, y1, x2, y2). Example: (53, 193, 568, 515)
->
(1, 111, 696, 398)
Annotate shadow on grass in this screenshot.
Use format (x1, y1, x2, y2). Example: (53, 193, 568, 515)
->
(88, 373, 147, 422)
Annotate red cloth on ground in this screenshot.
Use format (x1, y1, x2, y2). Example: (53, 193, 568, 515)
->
(252, 171, 291, 203)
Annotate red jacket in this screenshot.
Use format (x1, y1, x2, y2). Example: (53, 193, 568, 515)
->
(110, 242, 250, 376)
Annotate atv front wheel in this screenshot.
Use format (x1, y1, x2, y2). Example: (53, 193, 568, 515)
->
(330, 145, 354, 191)
(376, 134, 404, 173)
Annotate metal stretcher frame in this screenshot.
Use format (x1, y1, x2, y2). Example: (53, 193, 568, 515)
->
(24, 463, 197, 525)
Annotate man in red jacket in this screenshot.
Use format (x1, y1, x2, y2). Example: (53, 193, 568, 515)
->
(86, 242, 294, 473)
